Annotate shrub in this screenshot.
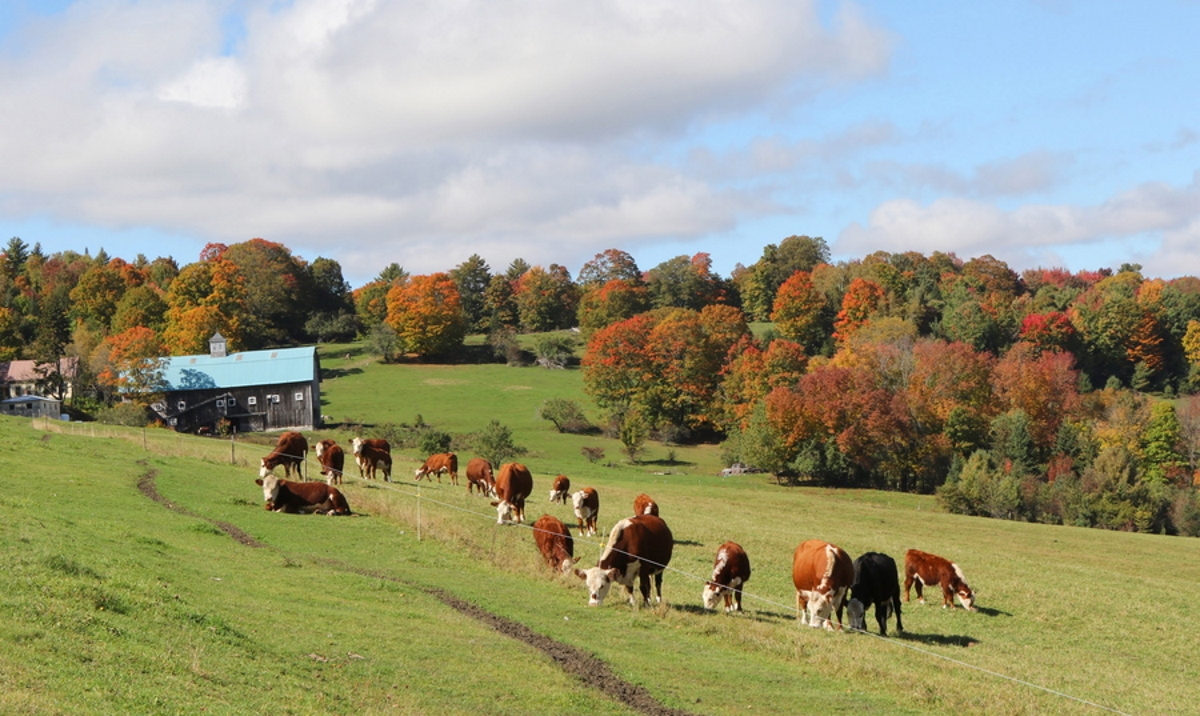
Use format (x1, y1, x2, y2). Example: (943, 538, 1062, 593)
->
(533, 334, 576, 369)
(473, 420, 526, 467)
(418, 429, 452, 456)
(96, 402, 150, 427)
(540, 398, 592, 434)
(581, 446, 605, 463)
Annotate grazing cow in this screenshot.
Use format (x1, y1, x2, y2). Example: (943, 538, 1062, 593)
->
(847, 552, 904, 636)
(702, 541, 751, 613)
(548, 475, 570, 504)
(260, 431, 308, 480)
(491, 463, 534, 524)
(532, 514, 576, 573)
(792, 539, 855, 630)
(465, 457, 496, 496)
(352, 441, 392, 482)
(632, 493, 659, 517)
(904, 549, 976, 611)
(350, 437, 391, 477)
(414, 452, 458, 485)
(575, 514, 673, 608)
(255, 475, 351, 515)
(571, 487, 600, 536)
(313, 439, 345, 485)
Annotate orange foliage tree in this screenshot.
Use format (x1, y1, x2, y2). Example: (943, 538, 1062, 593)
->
(771, 270, 827, 350)
(95, 326, 167, 403)
(385, 273, 467, 358)
(833, 277, 884, 343)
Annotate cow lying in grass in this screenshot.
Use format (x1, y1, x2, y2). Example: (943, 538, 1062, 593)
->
(255, 475, 351, 515)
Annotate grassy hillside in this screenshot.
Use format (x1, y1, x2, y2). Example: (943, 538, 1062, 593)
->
(4, 346, 1198, 714)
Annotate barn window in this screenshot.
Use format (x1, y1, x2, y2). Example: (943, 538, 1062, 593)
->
(227, 396, 236, 405)
(177, 400, 186, 410)
(294, 392, 304, 401)
(268, 394, 280, 404)
(247, 396, 257, 406)
(169, 418, 177, 426)
(216, 399, 226, 408)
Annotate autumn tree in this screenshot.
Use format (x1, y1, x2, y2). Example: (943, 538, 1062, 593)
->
(993, 343, 1081, 455)
(644, 253, 727, 311)
(771, 270, 828, 350)
(385, 273, 467, 358)
(578, 249, 642, 287)
(718, 338, 808, 430)
(735, 235, 830, 321)
(69, 261, 128, 330)
(354, 263, 407, 331)
(221, 238, 313, 348)
(95, 326, 167, 405)
(111, 285, 168, 334)
(161, 259, 249, 355)
(833, 277, 884, 343)
(576, 278, 651, 338)
(514, 264, 578, 332)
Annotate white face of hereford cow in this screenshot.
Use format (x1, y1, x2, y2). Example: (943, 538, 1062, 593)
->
(493, 500, 515, 524)
(575, 566, 621, 606)
(255, 475, 282, 509)
(351, 437, 364, 455)
(259, 458, 275, 478)
(701, 583, 722, 610)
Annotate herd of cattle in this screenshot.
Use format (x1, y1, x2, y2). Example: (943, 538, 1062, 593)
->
(253, 430, 978, 632)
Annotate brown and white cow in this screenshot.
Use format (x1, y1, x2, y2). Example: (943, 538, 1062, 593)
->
(313, 439, 345, 485)
(351, 439, 392, 482)
(548, 475, 570, 503)
(702, 541, 751, 613)
(255, 474, 351, 515)
(491, 462, 533, 524)
(465, 457, 496, 496)
(260, 431, 308, 480)
(575, 514, 674, 608)
(632, 493, 659, 517)
(903, 549, 976, 611)
(792, 539, 855, 630)
(350, 437, 391, 479)
(414, 452, 458, 485)
(532, 514, 577, 573)
(571, 487, 599, 536)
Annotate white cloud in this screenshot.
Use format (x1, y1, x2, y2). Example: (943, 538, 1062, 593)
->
(0, 0, 891, 278)
(157, 57, 247, 110)
(836, 172, 1200, 272)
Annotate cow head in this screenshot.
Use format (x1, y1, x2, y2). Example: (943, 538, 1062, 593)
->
(846, 597, 867, 632)
(351, 437, 364, 455)
(255, 475, 282, 510)
(570, 490, 586, 510)
(575, 566, 622, 606)
(701, 583, 723, 611)
(957, 587, 976, 611)
(492, 499, 515, 524)
(258, 457, 276, 478)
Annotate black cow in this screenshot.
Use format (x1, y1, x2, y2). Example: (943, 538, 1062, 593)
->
(846, 551, 903, 636)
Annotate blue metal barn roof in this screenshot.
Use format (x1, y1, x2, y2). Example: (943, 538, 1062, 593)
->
(161, 346, 316, 391)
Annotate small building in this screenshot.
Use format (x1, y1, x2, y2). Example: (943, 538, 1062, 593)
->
(1, 395, 64, 420)
(0, 358, 78, 400)
(152, 334, 321, 434)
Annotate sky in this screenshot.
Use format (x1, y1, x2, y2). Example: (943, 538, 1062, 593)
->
(1, 0, 1199, 289)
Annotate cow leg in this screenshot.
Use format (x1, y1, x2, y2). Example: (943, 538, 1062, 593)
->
(653, 570, 664, 605)
(913, 575, 925, 604)
(795, 591, 807, 624)
(875, 600, 889, 636)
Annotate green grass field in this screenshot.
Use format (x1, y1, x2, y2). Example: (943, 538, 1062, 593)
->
(3, 345, 1199, 715)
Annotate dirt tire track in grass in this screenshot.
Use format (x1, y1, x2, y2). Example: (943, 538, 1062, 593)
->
(136, 467, 265, 548)
(425, 586, 698, 716)
(137, 469, 694, 716)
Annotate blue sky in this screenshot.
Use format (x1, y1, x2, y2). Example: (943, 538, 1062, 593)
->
(1, 0, 1198, 288)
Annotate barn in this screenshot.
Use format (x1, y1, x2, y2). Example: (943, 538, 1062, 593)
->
(1, 395, 65, 420)
(151, 334, 322, 434)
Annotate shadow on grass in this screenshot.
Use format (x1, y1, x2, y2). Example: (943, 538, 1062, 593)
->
(894, 631, 979, 648)
(972, 605, 1011, 617)
(639, 458, 697, 468)
(322, 367, 364, 379)
(674, 539, 704, 547)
